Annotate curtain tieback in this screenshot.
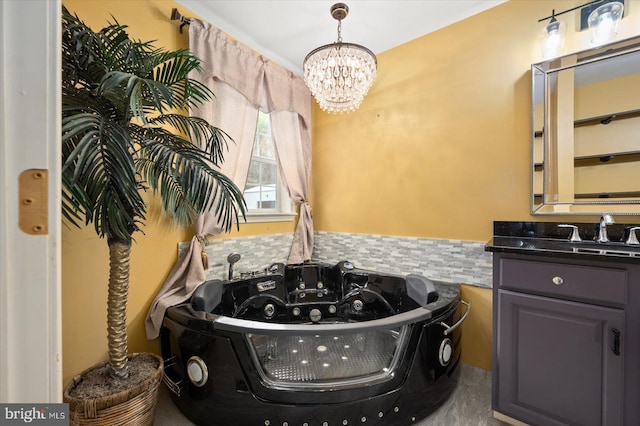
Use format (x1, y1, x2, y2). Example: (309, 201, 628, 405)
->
(196, 235, 209, 270)
(301, 201, 312, 218)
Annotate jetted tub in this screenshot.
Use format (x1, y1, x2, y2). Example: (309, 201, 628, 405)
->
(160, 260, 469, 425)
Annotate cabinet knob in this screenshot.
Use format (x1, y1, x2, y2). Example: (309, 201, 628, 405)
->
(552, 276, 564, 285)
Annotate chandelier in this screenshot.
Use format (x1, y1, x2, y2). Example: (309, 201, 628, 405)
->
(303, 3, 377, 114)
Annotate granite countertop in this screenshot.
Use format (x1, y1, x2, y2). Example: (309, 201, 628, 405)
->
(485, 221, 640, 262)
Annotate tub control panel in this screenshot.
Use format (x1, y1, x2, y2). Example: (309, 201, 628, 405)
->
(205, 261, 407, 323)
(284, 262, 342, 306)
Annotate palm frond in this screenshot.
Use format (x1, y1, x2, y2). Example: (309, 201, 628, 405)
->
(170, 77, 215, 110)
(99, 24, 153, 76)
(62, 6, 246, 242)
(62, 111, 145, 241)
(153, 49, 201, 84)
(135, 115, 231, 166)
(62, 9, 106, 89)
(136, 139, 246, 231)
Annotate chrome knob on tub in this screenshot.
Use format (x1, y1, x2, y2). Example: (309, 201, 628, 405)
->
(263, 303, 276, 318)
(552, 276, 564, 286)
(186, 356, 209, 387)
(352, 299, 364, 312)
(309, 308, 322, 322)
(439, 338, 453, 366)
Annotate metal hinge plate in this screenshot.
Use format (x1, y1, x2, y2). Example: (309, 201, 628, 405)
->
(18, 169, 48, 235)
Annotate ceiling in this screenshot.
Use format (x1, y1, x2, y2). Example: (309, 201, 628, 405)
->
(174, 0, 507, 76)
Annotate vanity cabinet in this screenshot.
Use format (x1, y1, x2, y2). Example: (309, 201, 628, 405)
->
(492, 254, 639, 426)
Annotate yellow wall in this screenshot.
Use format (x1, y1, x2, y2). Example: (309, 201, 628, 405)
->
(312, 2, 534, 242)
(312, 0, 640, 240)
(459, 285, 493, 370)
(311, 0, 640, 370)
(61, 0, 295, 386)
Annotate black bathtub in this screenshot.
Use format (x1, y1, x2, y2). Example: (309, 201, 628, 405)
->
(160, 261, 469, 425)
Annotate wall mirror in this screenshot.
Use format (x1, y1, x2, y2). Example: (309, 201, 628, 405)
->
(532, 35, 640, 215)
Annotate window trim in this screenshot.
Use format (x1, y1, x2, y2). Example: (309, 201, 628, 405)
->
(243, 211, 297, 223)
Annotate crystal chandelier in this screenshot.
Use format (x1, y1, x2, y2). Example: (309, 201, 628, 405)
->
(303, 3, 377, 114)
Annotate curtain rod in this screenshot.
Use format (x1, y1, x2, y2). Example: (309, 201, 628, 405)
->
(171, 8, 191, 33)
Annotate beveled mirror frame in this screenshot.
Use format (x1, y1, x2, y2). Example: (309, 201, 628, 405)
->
(531, 35, 640, 215)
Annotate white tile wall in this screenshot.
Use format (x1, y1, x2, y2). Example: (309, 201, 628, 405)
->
(312, 232, 492, 288)
(178, 231, 493, 287)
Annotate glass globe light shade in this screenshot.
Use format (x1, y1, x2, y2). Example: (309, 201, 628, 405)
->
(588, 1, 624, 45)
(540, 19, 567, 59)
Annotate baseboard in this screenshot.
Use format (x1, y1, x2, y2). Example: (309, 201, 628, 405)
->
(493, 411, 530, 426)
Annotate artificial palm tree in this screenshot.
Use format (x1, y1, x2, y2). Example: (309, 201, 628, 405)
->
(61, 7, 245, 381)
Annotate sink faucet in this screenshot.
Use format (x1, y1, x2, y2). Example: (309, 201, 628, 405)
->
(596, 214, 615, 243)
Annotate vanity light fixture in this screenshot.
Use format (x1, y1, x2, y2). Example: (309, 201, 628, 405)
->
(303, 3, 377, 114)
(538, 0, 624, 59)
(588, 1, 624, 45)
(539, 9, 567, 59)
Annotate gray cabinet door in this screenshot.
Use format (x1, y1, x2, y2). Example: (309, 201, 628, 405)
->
(497, 290, 624, 426)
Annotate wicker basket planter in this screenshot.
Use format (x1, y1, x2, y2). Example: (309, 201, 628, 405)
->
(63, 353, 163, 426)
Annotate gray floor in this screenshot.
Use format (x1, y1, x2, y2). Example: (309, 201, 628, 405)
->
(415, 363, 505, 426)
(154, 363, 506, 426)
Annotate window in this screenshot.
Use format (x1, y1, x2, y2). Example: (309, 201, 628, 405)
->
(243, 111, 294, 222)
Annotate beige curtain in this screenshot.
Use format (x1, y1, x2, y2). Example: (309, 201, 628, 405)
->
(264, 62, 314, 263)
(271, 110, 313, 263)
(145, 20, 312, 340)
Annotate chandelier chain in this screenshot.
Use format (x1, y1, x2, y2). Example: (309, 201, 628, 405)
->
(337, 19, 342, 43)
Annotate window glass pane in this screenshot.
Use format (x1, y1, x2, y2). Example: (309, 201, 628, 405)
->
(255, 112, 275, 160)
(246, 161, 261, 189)
(261, 162, 277, 186)
(259, 200, 276, 209)
(244, 111, 290, 215)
